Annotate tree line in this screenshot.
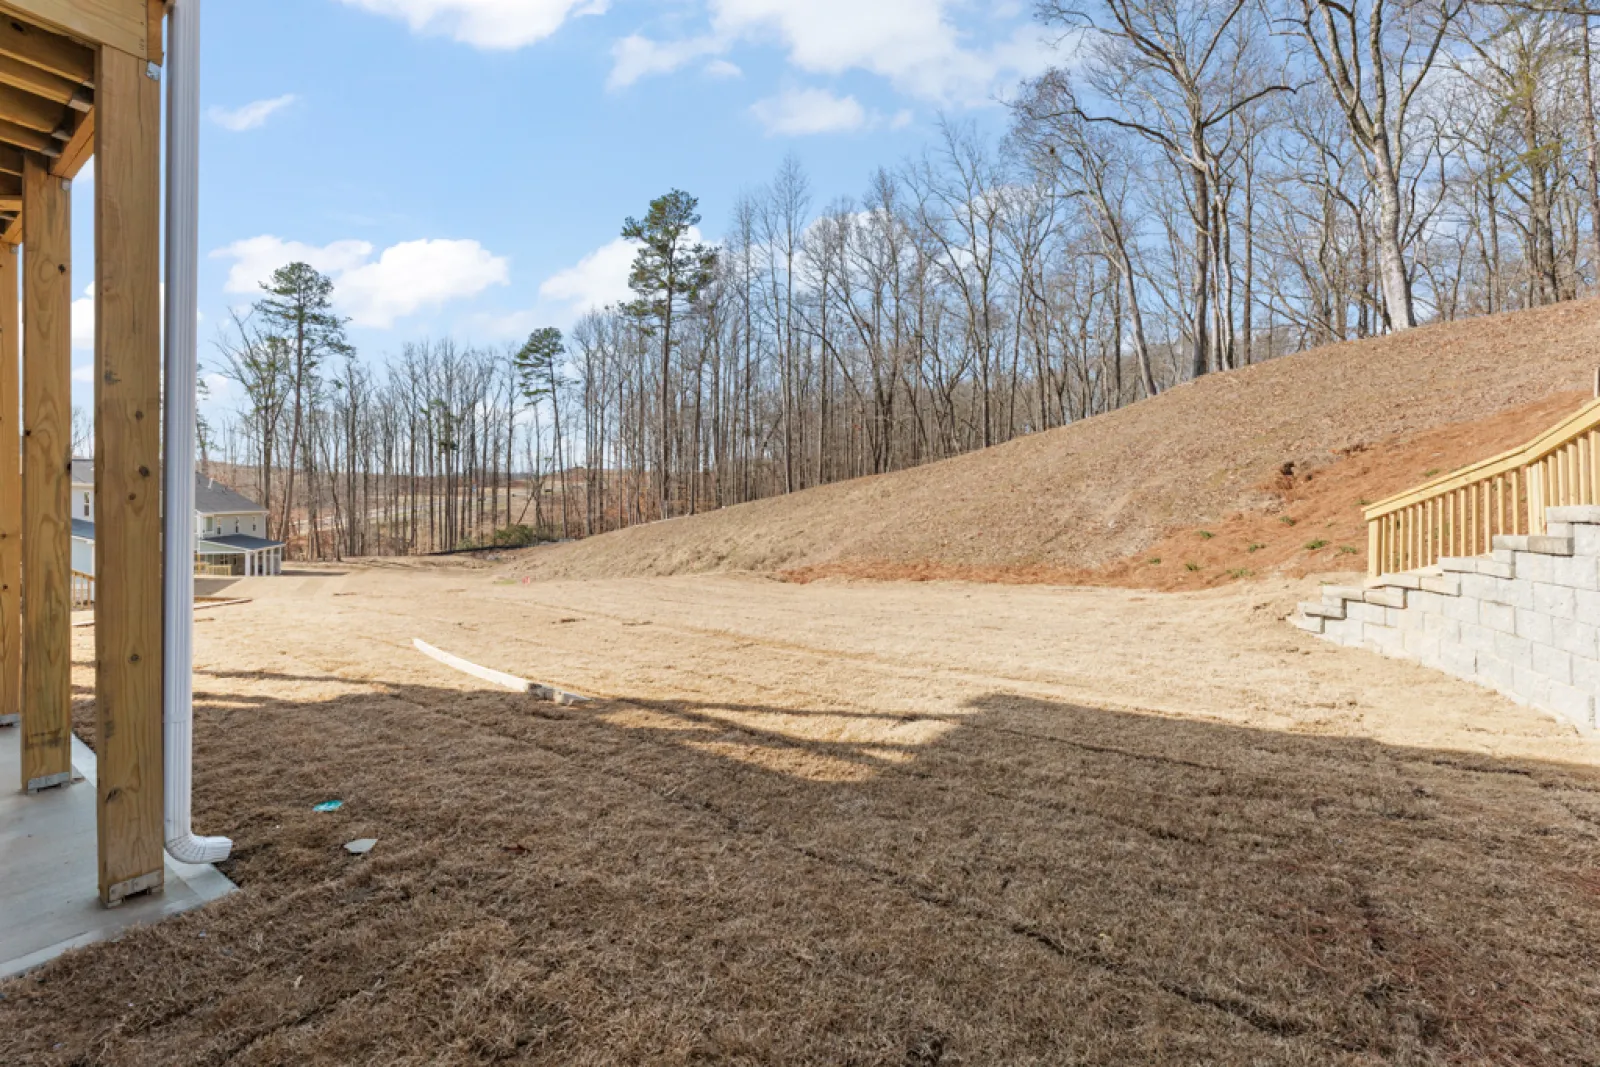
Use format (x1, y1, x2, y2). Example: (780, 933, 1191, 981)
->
(206, 0, 1600, 557)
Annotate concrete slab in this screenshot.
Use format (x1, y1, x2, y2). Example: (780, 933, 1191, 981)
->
(0, 727, 235, 981)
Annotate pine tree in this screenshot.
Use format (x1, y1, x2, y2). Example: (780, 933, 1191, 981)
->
(516, 327, 570, 538)
(622, 191, 717, 520)
(255, 262, 351, 548)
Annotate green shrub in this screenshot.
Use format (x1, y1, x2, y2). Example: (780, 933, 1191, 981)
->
(1184, 561, 1202, 572)
(1198, 530, 1215, 540)
(1305, 539, 1329, 551)
(1280, 516, 1297, 526)
(1247, 543, 1266, 553)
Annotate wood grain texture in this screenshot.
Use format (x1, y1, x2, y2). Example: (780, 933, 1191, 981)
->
(0, 10, 95, 83)
(49, 107, 90, 179)
(0, 0, 147, 62)
(0, 81, 68, 131)
(20, 153, 69, 790)
(0, 52, 79, 104)
(0, 116, 59, 154)
(0, 244, 17, 726)
(94, 45, 162, 904)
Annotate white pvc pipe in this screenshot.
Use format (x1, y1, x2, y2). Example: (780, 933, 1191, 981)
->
(163, 0, 230, 866)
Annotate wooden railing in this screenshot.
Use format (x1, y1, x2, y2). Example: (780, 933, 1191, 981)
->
(71, 570, 94, 609)
(1365, 396, 1600, 577)
(195, 562, 234, 577)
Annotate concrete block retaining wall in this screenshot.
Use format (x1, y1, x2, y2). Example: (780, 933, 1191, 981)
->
(1294, 505, 1600, 732)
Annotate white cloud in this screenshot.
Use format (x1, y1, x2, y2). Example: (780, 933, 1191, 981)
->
(209, 94, 298, 132)
(538, 235, 640, 314)
(609, 34, 721, 90)
(72, 364, 92, 384)
(609, 0, 1053, 104)
(532, 225, 708, 327)
(336, 239, 511, 328)
(211, 235, 510, 329)
(342, 0, 608, 49)
(703, 58, 742, 79)
(72, 283, 93, 349)
(214, 236, 373, 296)
(202, 372, 233, 401)
(750, 88, 869, 136)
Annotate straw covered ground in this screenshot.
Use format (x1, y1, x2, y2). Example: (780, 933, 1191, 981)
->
(517, 298, 1600, 585)
(5, 562, 1600, 1065)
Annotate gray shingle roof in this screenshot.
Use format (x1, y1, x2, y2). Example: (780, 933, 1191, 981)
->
(194, 475, 266, 516)
(70, 459, 266, 516)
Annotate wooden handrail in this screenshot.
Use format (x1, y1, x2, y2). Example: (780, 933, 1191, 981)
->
(70, 569, 94, 608)
(1363, 396, 1600, 576)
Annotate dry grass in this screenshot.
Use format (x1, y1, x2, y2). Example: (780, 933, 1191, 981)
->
(515, 299, 1600, 584)
(6, 565, 1600, 1064)
(783, 391, 1590, 591)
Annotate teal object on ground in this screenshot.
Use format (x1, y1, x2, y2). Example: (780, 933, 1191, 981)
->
(313, 800, 343, 813)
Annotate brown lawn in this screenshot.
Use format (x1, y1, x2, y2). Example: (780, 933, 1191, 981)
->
(5, 563, 1600, 1065)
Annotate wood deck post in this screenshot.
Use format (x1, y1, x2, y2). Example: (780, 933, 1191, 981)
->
(93, 46, 163, 905)
(0, 242, 19, 731)
(20, 154, 71, 793)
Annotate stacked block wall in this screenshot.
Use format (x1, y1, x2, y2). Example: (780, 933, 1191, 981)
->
(1295, 507, 1600, 732)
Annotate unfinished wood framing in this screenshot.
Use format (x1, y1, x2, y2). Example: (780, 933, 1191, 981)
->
(93, 44, 162, 905)
(20, 153, 69, 792)
(0, 0, 149, 62)
(0, 244, 17, 730)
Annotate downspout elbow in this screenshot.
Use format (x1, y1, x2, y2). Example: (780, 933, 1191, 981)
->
(166, 832, 232, 866)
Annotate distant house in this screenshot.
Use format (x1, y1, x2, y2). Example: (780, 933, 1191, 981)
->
(71, 460, 285, 578)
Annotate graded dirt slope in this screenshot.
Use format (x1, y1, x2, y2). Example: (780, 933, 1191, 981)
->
(518, 300, 1600, 583)
(7, 564, 1600, 1064)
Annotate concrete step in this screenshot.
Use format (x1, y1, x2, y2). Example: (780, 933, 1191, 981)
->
(1493, 534, 1574, 557)
(1300, 601, 1346, 620)
(1546, 505, 1600, 525)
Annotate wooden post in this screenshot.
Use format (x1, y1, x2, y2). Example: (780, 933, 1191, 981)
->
(0, 241, 18, 730)
(20, 154, 70, 793)
(94, 46, 163, 906)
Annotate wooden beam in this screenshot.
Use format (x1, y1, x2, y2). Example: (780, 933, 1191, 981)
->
(0, 115, 56, 153)
(19, 152, 69, 793)
(49, 105, 88, 178)
(0, 51, 79, 104)
(0, 1, 147, 63)
(0, 243, 17, 730)
(0, 143, 22, 175)
(0, 81, 66, 131)
(145, 0, 161, 66)
(0, 12, 95, 84)
(94, 44, 163, 905)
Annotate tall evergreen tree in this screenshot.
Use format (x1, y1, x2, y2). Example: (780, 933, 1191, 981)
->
(623, 190, 717, 519)
(254, 262, 351, 544)
(516, 327, 570, 538)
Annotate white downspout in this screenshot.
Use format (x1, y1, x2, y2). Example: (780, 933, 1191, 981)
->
(163, 0, 230, 866)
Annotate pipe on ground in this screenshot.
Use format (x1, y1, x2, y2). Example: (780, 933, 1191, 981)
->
(163, 0, 231, 866)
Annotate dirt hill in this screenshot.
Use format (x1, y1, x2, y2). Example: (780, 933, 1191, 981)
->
(518, 299, 1600, 584)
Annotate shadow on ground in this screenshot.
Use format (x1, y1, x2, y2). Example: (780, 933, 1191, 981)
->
(10, 671, 1600, 1065)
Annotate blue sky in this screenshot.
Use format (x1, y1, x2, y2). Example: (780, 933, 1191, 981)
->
(67, 0, 1059, 412)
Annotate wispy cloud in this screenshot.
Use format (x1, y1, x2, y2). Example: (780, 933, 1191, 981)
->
(608, 0, 1052, 105)
(209, 94, 298, 132)
(211, 235, 511, 329)
(342, 0, 608, 50)
(750, 88, 870, 136)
